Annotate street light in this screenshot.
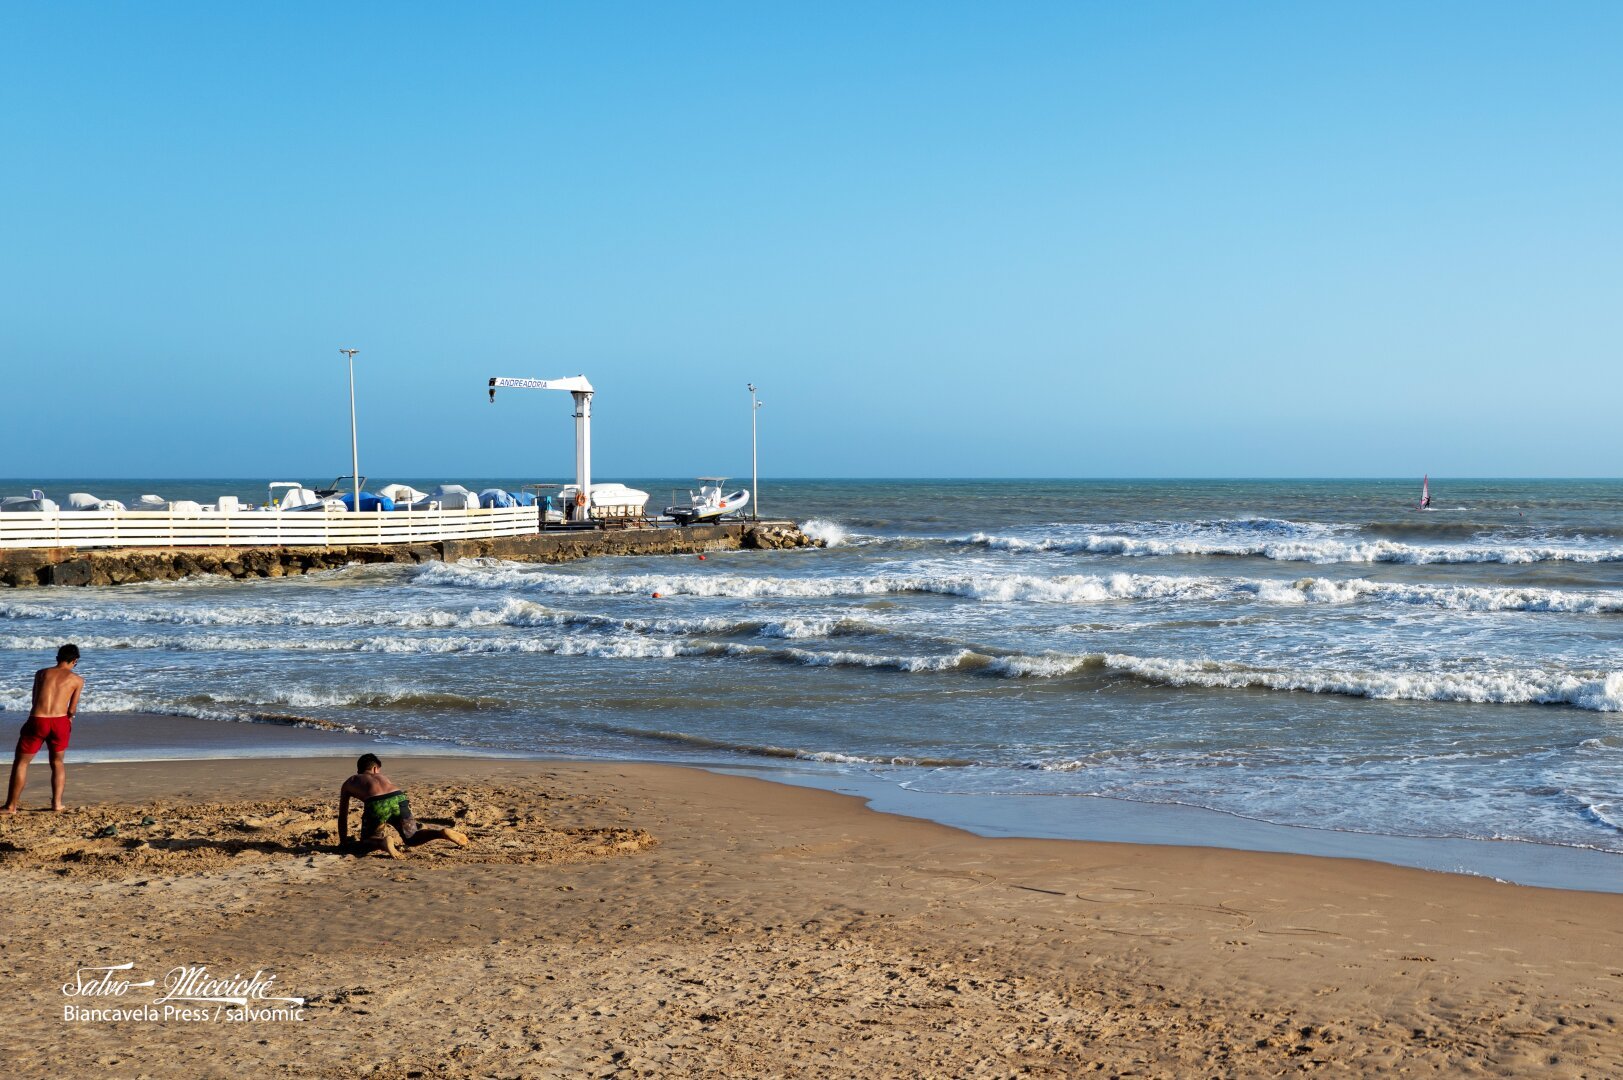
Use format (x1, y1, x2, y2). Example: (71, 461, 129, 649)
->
(748, 383, 762, 521)
(339, 348, 361, 512)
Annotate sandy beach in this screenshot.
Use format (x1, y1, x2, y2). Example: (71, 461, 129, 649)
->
(1, 751, 1618, 1078)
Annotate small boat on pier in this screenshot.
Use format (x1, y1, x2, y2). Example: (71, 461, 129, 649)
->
(665, 478, 750, 525)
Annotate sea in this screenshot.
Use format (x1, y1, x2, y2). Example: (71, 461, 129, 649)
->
(3, 478, 1622, 888)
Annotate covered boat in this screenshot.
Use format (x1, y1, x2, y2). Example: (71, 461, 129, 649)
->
(65, 492, 125, 512)
(556, 482, 649, 522)
(0, 490, 58, 513)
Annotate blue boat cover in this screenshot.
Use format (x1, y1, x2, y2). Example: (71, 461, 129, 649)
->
(338, 492, 396, 512)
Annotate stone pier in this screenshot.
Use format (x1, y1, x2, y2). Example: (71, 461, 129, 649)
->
(0, 521, 820, 588)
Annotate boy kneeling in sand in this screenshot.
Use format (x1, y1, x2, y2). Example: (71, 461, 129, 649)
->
(338, 754, 469, 858)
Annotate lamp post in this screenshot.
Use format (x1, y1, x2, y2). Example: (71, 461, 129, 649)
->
(339, 348, 361, 512)
(748, 383, 762, 521)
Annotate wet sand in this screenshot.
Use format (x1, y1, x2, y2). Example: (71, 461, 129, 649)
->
(2, 753, 1620, 1077)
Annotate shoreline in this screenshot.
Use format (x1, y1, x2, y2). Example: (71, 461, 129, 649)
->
(3, 752, 1619, 1075)
(39, 711, 1623, 894)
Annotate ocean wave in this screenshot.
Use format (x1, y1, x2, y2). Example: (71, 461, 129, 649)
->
(176, 687, 499, 713)
(415, 560, 1623, 615)
(800, 518, 854, 547)
(1581, 801, 1622, 833)
(6, 629, 1621, 712)
(0, 596, 896, 647)
(1251, 577, 1623, 614)
(960, 530, 1623, 565)
(0, 686, 370, 733)
(1092, 655, 1623, 711)
(0, 630, 717, 660)
(417, 560, 1233, 604)
(736, 645, 1623, 712)
(596, 724, 976, 767)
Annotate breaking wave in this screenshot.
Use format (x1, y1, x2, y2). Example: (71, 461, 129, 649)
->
(13, 630, 1622, 711)
(411, 561, 1623, 615)
(800, 519, 853, 547)
(0, 685, 371, 733)
(0, 596, 883, 641)
(960, 527, 1623, 565)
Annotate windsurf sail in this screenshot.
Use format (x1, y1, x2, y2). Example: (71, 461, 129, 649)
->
(1419, 475, 1431, 510)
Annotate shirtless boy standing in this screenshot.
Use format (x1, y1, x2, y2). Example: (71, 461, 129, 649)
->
(338, 754, 469, 858)
(3, 644, 85, 814)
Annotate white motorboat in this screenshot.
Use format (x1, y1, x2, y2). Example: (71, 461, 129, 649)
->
(557, 482, 650, 522)
(665, 478, 750, 525)
(267, 482, 343, 512)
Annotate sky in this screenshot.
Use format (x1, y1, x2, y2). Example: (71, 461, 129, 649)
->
(2, 2, 1620, 480)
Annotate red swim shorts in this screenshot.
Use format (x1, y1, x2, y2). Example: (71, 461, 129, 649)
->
(17, 715, 71, 754)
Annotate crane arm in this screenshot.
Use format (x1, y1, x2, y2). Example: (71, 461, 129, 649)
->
(488, 375, 593, 402)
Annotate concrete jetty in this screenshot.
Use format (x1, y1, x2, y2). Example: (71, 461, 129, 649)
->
(0, 521, 820, 588)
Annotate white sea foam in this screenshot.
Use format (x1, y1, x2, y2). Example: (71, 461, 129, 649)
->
(1249, 577, 1623, 613)
(417, 560, 1233, 605)
(800, 518, 852, 547)
(1093, 655, 1623, 711)
(0, 685, 372, 731)
(0, 597, 744, 637)
(412, 560, 1623, 615)
(748, 645, 1623, 712)
(963, 529, 1623, 565)
(0, 630, 717, 661)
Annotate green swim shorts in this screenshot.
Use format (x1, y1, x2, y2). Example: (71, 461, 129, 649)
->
(361, 790, 419, 841)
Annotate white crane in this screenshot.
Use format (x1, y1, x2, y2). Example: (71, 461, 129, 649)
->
(488, 375, 595, 511)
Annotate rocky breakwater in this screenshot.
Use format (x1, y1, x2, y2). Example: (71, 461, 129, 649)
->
(0, 522, 823, 588)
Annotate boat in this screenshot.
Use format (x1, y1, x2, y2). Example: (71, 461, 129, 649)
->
(665, 478, 750, 525)
(267, 482, 343, 512)
(477, 488, 536, 509)
(337, 491, 396, 512)
(65, 492, 126, 512)
(1418, 475, 1432, 511)
(407, 484, 480, 510)
(556, 482, 650, 522)
(313, 475, 365, 499)
(378, 483, 428, 505)
(0, 489, 58, 513)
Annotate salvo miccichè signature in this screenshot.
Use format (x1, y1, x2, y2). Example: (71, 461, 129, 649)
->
(62, 962, 306, 1022)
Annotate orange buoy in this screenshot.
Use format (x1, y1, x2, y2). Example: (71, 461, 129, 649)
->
(652, 592, 662, 599)
(698, 554, 706, 561)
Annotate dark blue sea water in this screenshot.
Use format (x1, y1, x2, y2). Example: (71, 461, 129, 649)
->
(2, 478, 1621, 879)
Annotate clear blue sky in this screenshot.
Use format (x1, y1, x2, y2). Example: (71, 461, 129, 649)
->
(3, 2, 1619, 480)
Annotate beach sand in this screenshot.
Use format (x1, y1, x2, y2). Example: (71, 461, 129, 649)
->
(2, 755, 1619, 1078)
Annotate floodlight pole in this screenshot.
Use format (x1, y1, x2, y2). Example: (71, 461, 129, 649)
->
(748, 383, 762, 521)
(340, 348, 361, 511)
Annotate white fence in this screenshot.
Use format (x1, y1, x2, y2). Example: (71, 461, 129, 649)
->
(0, 505, 542, 550)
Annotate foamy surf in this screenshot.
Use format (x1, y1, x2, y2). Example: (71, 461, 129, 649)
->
(408, 561, 1623, 616)
(964, 531, 1623, 565)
